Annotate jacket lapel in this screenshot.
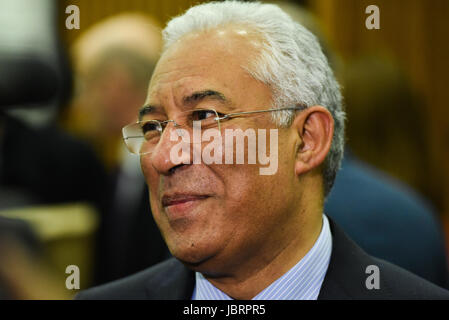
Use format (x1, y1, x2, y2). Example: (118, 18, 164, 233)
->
(144, 258, 195, 299)
(318, 217, 391, 299)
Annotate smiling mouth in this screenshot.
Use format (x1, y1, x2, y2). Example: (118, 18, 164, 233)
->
(161, 194, 210, 208)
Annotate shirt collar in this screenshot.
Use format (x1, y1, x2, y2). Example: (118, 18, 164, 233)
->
(192, 214, 332, 300)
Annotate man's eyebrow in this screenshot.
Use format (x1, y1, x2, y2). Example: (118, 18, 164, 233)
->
(138, 90, 228, 120)
(138, 105, 157, 121)
(183, 90, 228, 105)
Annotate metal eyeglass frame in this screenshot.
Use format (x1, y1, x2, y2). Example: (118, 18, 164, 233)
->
(122, 105, 307, 154)
(214, 105, 306, 123)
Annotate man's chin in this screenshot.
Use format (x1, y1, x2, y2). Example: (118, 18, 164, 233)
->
(177, 257, 228, 278)
(169, 244, 218, 270)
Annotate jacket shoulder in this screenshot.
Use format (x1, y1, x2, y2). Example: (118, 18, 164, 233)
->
(320, 218, 449, 300)
(372, 257, 449, 299)
(75, 258, 193, 300)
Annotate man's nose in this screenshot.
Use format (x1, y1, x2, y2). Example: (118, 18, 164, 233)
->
(143, 124, 192, 175)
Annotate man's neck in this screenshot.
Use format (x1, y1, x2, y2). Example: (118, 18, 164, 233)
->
(203, 211, 324, 299)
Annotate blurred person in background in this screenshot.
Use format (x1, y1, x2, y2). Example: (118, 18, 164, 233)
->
(0, 0, 106, 210)
(65, 13, 162, 170)
(278, 1, 449, 289)
(62, 13, 170, 284)
(0, 0, 108, 298)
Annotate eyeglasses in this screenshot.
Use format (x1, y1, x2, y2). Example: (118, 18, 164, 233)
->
(122, 105, 306, 155)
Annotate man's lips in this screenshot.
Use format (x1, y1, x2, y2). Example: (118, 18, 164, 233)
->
(161, 194, 210, 207)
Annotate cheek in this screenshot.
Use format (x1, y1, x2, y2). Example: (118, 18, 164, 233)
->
(212, 164, 272, 220)
(140, 156, 160, 197)
(140, 159, 159, 212)
(217, 139, 295, 219)
(207, 167, 286, 257)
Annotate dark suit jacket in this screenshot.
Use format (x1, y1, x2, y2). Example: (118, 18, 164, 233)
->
(76, 218, 449, 299)
(326, 152, 449, 288)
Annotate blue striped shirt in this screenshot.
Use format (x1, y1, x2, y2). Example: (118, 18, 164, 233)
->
(192, 214, 332, 300)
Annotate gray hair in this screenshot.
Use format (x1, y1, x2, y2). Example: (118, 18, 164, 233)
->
(162, 1, 345, 196)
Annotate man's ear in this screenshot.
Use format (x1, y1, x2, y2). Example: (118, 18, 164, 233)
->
(293, 105, 334, 177)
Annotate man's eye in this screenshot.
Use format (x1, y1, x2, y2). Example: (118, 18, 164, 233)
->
(192, 110, 217, 121)
(141, 121, 159, 134)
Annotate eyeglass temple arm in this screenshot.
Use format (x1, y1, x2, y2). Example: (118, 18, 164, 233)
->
(217, 105, 306, 120)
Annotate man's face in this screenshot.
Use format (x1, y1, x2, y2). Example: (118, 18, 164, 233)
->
(140, 27, 302, 273)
